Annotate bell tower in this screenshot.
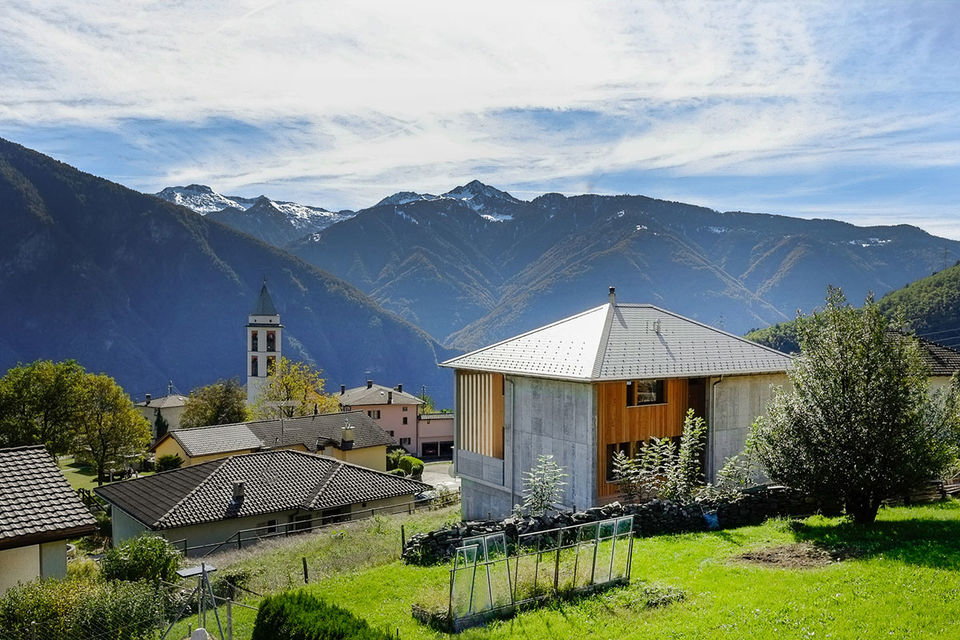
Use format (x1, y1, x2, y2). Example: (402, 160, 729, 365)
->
(246, 279, 282, 407)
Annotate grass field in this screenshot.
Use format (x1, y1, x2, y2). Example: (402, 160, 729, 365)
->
(58, 455, 154, 491)
(185, 501, 960, 639)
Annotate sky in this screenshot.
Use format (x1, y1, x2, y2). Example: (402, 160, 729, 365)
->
(2, 1, 960, 236)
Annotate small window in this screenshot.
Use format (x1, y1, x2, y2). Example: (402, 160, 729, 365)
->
(266, 330, 276, 352)
(387, 430, 395, 437)
(402, 406, 408, 412)
(266, 356, 276, 375)
(251, 331, 259, 351)
(250, 356, 259, 377)
(402, 417, 408, 425)
(626, 379, 666, 406)
(400, 437, 411, 446)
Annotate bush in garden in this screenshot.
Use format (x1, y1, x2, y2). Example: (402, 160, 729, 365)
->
(386, 468, 406, 477)
(0, 578, 166, 640)
(101, 534, 181, 585)
(398, 455, 423, 475)
(515, 454, 567, 517)
(251, 590, 392, 640)
(156, 453, 183, 471)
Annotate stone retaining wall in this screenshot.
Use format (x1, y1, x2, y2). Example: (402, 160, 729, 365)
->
(402, 486, 821, 565)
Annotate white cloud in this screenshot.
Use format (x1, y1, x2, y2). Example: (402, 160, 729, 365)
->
(1, 0, 958, 224)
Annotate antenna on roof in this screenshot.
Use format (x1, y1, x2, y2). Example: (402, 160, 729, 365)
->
(608, 286, 616, 304)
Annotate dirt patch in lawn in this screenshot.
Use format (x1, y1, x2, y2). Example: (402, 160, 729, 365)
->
(734, 543, 844, 569)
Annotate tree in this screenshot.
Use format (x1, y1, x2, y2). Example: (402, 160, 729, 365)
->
(751, 288, 960, 524)
(251, 357, 339, 419)
(0, 360, 87, 454)
(180, 379, 249, 428)
(74, 374, 151, 485)
(515, 454, 567, 517)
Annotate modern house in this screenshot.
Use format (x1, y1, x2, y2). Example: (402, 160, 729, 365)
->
(338, 382, 453, 457)
(135, 392, 188, 439)
(151, 411, 393, 471)
(441, 289, 793, 519)
(95, 449, 428, 554)
(0, 446, 97, 593)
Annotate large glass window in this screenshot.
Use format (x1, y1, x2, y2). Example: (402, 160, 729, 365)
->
(626, 379, 666, 406)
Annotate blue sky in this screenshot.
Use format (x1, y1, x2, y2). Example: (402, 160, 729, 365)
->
(2, 1, 959, 236)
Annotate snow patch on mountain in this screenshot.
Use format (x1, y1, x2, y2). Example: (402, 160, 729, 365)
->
(155, 184, 248, 214)
(441, 180, 521, 213)
(375, 191, 440, 207)
(480, 213, 514, 222)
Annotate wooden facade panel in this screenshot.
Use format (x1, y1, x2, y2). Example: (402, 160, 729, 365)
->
(456, 371, 504, 459)
(596, 378, 690, 498)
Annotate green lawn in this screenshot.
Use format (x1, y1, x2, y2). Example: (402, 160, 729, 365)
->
(193, 501, 960, 639)
(59, 455, 156, 492)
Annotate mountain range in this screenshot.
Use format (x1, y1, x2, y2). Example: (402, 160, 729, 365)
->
(278, 182, 960, 351)
(0, 139, 452, 405)
(156, 185, 353, 247)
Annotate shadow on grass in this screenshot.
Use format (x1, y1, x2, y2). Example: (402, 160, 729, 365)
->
(789, 512, 960, 569)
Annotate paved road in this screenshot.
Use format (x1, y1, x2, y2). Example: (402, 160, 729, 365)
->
(420, 461, 460, 492)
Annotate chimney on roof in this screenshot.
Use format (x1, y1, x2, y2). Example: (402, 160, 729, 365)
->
(232, 481, 245, 501)
(388, 391, 393, 405)
(396, 384, 403, 393)
(608, 286, 616, 304)
(366, 379, 373, 389)
(340, 384, 345, 395)
(341, 423, 355, 448)
(145, 393, 152, 404)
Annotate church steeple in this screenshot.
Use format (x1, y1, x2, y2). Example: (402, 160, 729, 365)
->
(246, 279, 282, 407)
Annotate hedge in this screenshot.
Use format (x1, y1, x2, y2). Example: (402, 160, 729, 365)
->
(251, 590, 393, 640)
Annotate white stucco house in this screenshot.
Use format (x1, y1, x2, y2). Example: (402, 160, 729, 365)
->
(0, 446, 97, 594)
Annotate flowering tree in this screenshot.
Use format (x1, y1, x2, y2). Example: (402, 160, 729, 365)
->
(516, 454, 567, 517)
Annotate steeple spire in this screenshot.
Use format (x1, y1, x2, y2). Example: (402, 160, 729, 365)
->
(251, 279, 278, 316)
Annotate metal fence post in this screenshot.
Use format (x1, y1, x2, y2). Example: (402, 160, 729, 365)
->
(226, 599, 233, 640)
(302, 557, 309, 584)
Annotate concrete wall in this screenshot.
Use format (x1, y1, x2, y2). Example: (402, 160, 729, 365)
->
(0, 545, 40, 594)
(707, 373, 789, 479)
(39, 541, 67, 580)
(458, 375, 595, 519)
(112, 507, 151, 544)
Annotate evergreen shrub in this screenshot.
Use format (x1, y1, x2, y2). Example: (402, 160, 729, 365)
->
(251, 590, 392, 640)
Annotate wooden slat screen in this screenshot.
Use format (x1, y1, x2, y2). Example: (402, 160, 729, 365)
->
(456, 371, 504, 459)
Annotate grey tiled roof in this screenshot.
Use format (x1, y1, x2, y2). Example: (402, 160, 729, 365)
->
(95, 449, 428, 530)
(135, 394, 188, 409)
(156, 411, 392, 457)
(251, 282, 278, 315)
(339, 383, 425, 407)
(0, 446, 97, 548)
(911, 335, 960, 376)
(248, 412, 394, 450)
(442, 303, 792, 381)
(167, 424, 264, 457)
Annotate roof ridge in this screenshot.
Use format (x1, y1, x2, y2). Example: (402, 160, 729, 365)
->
(301, 462, 341, 510)
(591, 303, 616, 378)
(153, 458, 228, 527)
(0, 444, 47, 453)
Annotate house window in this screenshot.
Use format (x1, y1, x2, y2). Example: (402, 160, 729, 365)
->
(605, 442, 632, 481)
(266, 330, 276, 352)
(251, 331, 259, 351)
(402, 417, 408, 425)
(402, 406, 408, 412)
(387, 430, 395, 437)
(367, 410, 381, 419)
(251, 356, 259, 377)
(626, 379, 666, 406)
(291, 514, 312, 532)
(400, 437, 411, 446)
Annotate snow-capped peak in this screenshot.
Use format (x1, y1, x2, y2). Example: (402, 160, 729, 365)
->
(374, 191, 440, 207)
(442, 180, 520, 205)
(155, 184, 247, 214)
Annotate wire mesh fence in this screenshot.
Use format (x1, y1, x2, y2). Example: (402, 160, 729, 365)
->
(442, 515, 634, 630)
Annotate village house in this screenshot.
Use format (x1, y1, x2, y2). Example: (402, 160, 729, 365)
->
(0, 446, 97, 594)
(135, 391, 188, 439)
(441, 288, 794, 519)
(151, 411, 393, 471)
(95, 449, 428, 555)
(338, 381, 453, 457)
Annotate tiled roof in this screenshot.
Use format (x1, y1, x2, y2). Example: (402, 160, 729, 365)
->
(251, 281, 278, 316)
(95, 449, 428, 530)
(419, 413, 453, 420)
(442, 302, 792, 381)
(155, 411, 392, 457)
(135, 394, 188, 409)
(167, 424, 264, 457)
(248, 412, 394, 450)
(339, 383, 425, 407)
(910, 335, 960, 376)
(0, 446, 97, 548)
